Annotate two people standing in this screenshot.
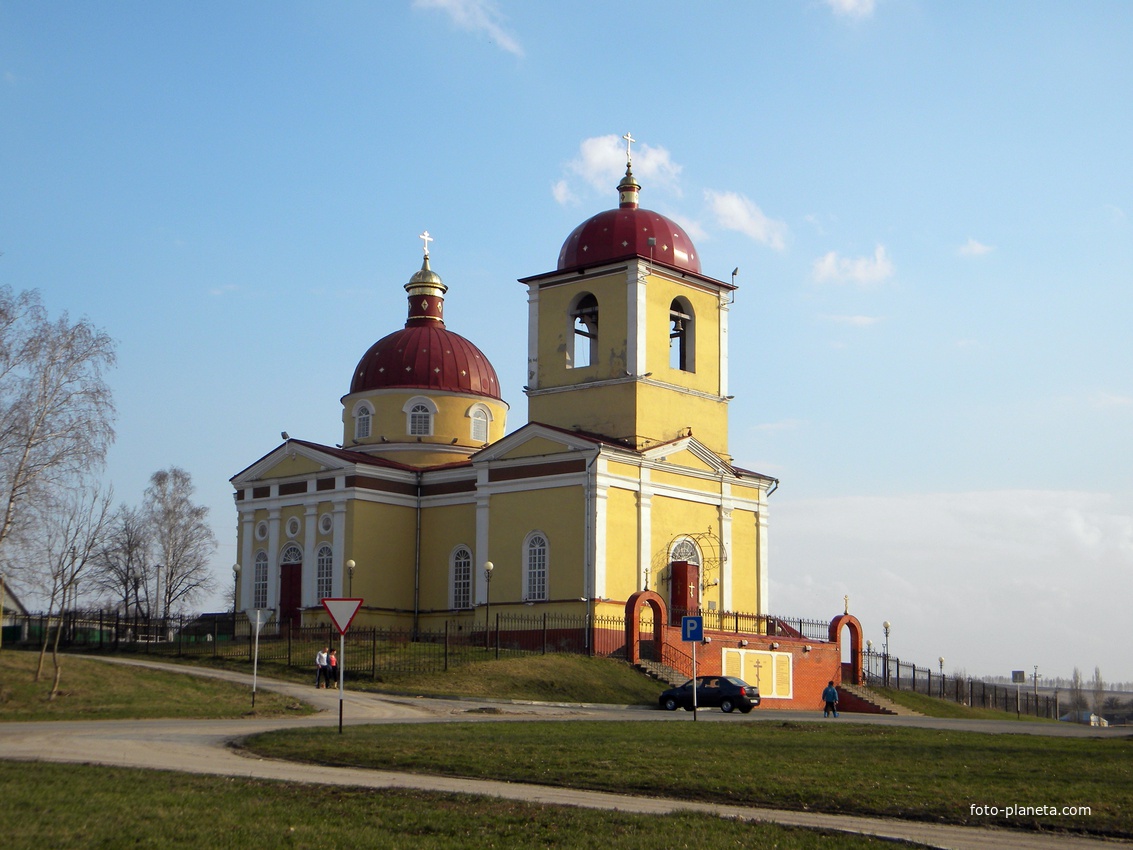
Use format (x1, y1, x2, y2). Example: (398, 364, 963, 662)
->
(315, 646, 341, 689)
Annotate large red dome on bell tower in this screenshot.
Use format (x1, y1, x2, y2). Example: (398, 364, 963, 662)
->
(556, 164, 701, 274)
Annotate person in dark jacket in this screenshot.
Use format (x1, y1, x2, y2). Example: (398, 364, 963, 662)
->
(822, 681, 839, 717)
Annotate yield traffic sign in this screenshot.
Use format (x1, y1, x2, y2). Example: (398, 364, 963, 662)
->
(323, 598, 363, 635)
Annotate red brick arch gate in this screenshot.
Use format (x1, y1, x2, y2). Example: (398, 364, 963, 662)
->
(624, 590, 667, 665)
(829, 613, 864, 684)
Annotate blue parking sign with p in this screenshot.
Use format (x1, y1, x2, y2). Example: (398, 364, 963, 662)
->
(681, 616, 703, 642)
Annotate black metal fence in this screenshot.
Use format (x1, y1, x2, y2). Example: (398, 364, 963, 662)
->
(861, 649, 1060, 719)
(668, 609, 831, 641)
(2, 609, 633, 679)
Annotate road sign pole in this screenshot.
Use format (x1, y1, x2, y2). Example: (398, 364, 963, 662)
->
(338, 631, 345, 733)
(322, 598, 363, 735)
(692, 637, 698, 721)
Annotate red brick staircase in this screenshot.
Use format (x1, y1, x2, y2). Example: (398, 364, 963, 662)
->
(836, 683, 923, 716)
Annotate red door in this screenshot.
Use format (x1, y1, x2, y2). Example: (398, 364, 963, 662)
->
(280, 563, 302, 628)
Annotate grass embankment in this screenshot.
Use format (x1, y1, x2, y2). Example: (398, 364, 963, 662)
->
(158, 652, 667, 705)
(246, 721, 1133, 838)
(0, 650, 311, 721)
(870, 685, 1053, 721)
(0, 762, 926, 850)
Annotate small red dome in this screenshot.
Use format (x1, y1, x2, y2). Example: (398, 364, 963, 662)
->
(350, 324, 501, 399)
(557, 207, 701, 274)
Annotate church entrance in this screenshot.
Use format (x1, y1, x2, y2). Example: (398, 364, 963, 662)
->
(280, 563, 302, 628)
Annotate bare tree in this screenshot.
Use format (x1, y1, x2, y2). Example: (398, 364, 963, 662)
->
(89, 504, 152, 616)
(1069, 666, 1086, 718)
(144, 467, 217, 617)
(20, 484, 114, 693)
(0, 287, 116, 565)
(1091, 666, 1105, 718)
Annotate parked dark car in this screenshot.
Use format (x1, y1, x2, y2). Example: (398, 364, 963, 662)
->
(658, 676, 761, 713)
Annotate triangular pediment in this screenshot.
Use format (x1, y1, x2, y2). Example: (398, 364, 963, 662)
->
(473, 423, 602, 463)
(641, 436, 735, 475)
(231, 440, 377, 486)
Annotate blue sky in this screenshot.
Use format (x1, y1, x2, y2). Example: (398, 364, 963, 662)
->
(2, 1, 1131, 683)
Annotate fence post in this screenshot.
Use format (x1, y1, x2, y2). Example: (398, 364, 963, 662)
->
(542, 613, 548, 655)
(494, 612, 500, 659)
(444, 621, 449, 672)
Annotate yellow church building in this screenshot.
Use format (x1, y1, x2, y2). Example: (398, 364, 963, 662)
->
(232, 155, 778, 640)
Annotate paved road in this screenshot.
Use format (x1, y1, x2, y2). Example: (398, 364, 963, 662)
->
(2, 657, 1129, 850)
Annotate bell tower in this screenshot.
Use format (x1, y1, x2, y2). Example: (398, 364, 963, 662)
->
(520, 146, 735, 459)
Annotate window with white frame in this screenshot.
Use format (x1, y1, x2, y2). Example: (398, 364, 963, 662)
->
(403, 396, 437, 437)
(452, 546, 472, 609)
(317, 545, 333, 600)
(354, 402, 373, 440)
(409, 404, 431, 435)
(281, 544, 302, 564)
(254, 551, 268, 609)
(468, 404, 490, 443)
(524, 533, 548, 601)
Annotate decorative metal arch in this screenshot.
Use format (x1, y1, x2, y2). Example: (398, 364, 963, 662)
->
(654, 526, 728, 588)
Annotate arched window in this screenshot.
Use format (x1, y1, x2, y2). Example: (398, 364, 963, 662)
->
(524, 532, 549, 601)
(671, 538, 701, 567)
(467, 403, 492, 443)
(254, 550, 269, 609)
(281, 544, 303, 564)
(316, 545, 333, 601)
(669, 298, 694, 372)
(569, 293, 598, 369)
(354, 402, 373, 440)
(403, 396, 437, 437)
(409, 404, 431, 435)
(451, 546, 472, 609)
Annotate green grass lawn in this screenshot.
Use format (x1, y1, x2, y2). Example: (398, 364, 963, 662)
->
(0, 649, 312, 720)
(147, 651, 669, 705)
(0, 761, 926, 850)
(870, 685, 1054, 721)
(244, 720, 1133, 838)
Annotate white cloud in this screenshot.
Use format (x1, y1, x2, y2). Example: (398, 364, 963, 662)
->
(705, 190, 788, 251)
(812, 245, 893, 286)
(825, 0, 876, 18)
(1089, 391, 1133, 410)
(824, 314, 882, 327)
(413, 0, 523, 57)
(555, 134, 683, 205)
(551, 179, 577, 206)
(958, 237, 994, 257)
(566, 134, 682, 194)
(209, 284, 239, 297)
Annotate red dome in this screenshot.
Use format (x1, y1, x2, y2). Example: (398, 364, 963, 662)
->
(350, 324, 501, 399)
(557, 207, 701, 274)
